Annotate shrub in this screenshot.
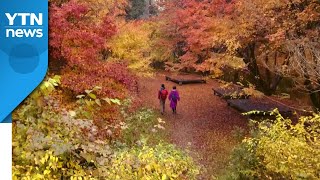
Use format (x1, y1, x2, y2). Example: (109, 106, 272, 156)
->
(13, 79, 199, 179)
(121, 108, 167, 146)
(225, 110, 320, 179)
(12, 96, 113, 179)
(104, 143, 200, 179)
(13, 104, 199, 179)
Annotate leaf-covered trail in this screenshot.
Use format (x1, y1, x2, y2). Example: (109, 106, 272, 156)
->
(138, 72, 247, 178)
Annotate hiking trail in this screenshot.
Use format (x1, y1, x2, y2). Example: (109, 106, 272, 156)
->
(138, 72, 247, 178)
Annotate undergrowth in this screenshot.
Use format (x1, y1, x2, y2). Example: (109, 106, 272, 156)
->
(221, 110, 320, 179)
(12, 76, 200, 180)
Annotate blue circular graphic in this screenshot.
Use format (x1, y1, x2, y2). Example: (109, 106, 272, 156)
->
(9, 44, 39, 74)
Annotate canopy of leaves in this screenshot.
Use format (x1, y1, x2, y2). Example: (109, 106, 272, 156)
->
(152, 0, 245, 73)
(110, 21, 154, 76)
(49, 0, 137, 97)
(148, 0, 320, 108)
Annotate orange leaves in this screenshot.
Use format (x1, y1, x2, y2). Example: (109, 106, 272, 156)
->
(155, 0, 242, 73)
(77, 0, 128, 21)
(267, 30, 286, 47)
(297, 1, 320, 26)
(49, 0, 137, 98)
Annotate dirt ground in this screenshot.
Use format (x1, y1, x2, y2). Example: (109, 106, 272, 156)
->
(138, 72, 248, 179)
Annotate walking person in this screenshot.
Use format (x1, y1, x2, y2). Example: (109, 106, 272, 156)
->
(158, 84, 168, 114)
(169, 86, 180, 114)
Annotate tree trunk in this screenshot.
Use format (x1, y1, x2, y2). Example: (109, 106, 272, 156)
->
(242, 43, 283, 95)
(265, 51, 283, 95)
(144, 0, 150, 18)
(243, 43, 266, 91)
(297, 46, 320, 111)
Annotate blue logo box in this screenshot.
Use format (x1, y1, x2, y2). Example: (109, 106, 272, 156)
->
(0, 1, 48, 123)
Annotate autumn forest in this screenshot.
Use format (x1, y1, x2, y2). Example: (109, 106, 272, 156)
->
(13, 0, 320, 179)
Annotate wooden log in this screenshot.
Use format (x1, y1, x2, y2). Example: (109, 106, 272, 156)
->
(165, 76, 206, 85)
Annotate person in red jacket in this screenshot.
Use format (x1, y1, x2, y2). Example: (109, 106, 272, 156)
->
(158, 84, 168, 114)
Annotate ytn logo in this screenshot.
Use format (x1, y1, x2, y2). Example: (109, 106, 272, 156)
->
(5, 13, 43, 38)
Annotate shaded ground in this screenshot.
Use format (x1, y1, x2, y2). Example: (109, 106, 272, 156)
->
(138, 72, 248, 179)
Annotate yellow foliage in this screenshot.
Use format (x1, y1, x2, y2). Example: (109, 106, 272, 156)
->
(195, 54, 245, 77)
(77, 0, 128, 22)
(227, 111, 320, 179)
(104, 143, 200, 179)
(110, 21, 154, 76)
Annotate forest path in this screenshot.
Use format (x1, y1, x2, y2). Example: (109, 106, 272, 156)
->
(138, 72, 247, 179)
